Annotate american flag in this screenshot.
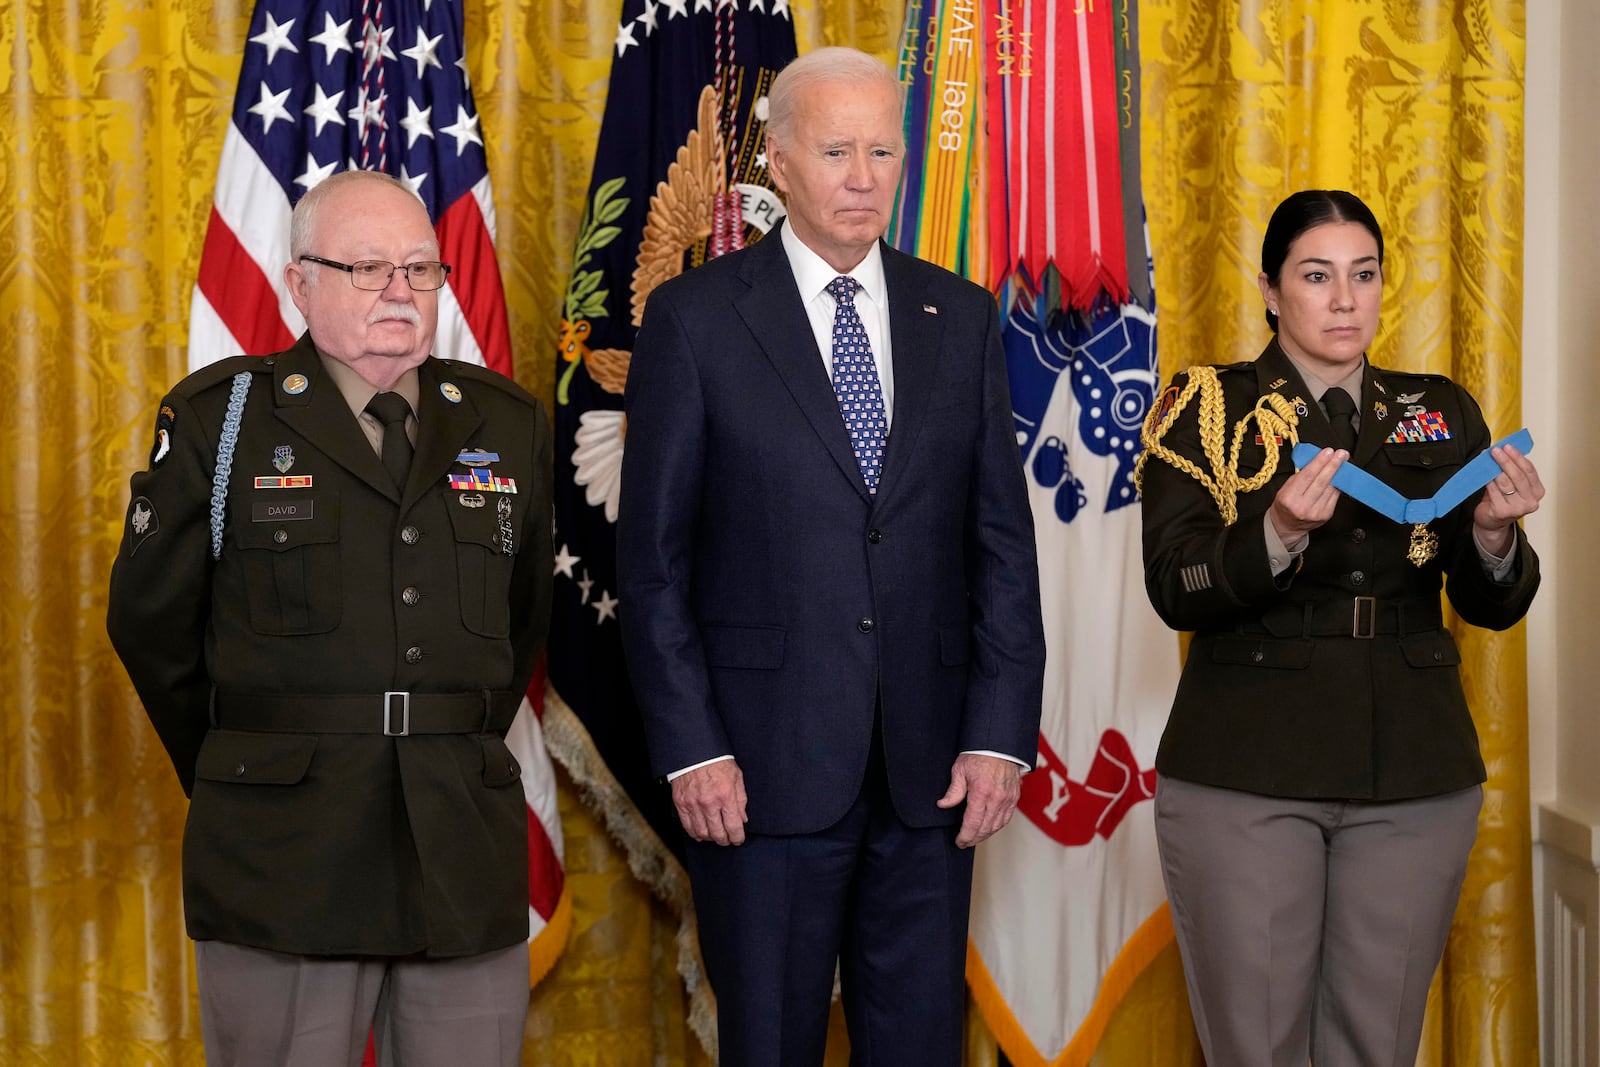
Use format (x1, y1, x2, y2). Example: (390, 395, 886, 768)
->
(187, 0, 568, 985)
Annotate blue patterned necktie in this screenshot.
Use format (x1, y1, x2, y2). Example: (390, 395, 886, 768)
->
(826, 275, 888, 493)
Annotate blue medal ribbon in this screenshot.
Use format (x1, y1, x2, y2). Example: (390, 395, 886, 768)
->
(1291, 428, 1534, 523)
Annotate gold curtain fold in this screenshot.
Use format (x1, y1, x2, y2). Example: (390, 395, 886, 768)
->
(0, 0, 1532, 1064)
(1139, 2, 1536, 1066)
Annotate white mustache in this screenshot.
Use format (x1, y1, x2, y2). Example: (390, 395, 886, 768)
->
(368, 302, 421, 326)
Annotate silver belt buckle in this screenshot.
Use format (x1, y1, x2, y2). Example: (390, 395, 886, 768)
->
(383, 691, 411, 736)
(1352, 597, 1377, 639)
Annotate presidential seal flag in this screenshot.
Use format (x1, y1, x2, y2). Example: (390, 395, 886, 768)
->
(185, 0, 569, 985)
(893, 1, 1181, 1062)
(542, 0, 795, 1050)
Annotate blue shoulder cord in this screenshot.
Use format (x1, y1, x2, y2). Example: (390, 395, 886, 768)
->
(209, 371, 253, 561)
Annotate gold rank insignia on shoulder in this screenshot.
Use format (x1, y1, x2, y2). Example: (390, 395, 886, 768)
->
(440, 382, 462, 403)
(282, 373, 309, 395)
(1407, 523, 1439, 567)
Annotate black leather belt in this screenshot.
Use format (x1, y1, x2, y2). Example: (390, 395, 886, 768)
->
(210, 689, 519, 736)
(1242, 597, 1443, 640)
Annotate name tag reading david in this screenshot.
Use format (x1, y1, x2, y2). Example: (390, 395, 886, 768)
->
(251, 499, 314, 522)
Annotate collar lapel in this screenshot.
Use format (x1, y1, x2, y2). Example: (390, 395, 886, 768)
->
(409, 360, 484, 511)
(874, 245, 941, 502)
(1352, 362, 1389, 466)
(733, 230, 871, 501)
(1256, 341, 1341, 451)
(270, 336, 396, 501)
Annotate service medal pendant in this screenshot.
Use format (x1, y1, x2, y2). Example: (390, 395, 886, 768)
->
(1408, 523, 1439, 567)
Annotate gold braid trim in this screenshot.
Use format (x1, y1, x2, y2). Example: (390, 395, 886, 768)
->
(1136, 368, 1302, 525)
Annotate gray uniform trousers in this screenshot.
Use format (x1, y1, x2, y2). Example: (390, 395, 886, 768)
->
(1154, 776, 1481, 1067)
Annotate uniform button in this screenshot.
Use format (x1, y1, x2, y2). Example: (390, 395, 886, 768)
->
(1420, 456, 1433, 467)
(857, 618, 874, 634)
(233, 761, 246, 777)
(507, 758, 519, 776)
(1351, 528, 1367, 544)
(1350, 570, 1366, 586)
(262, 358, 276, 367)
(405, 646, 424, 663)
(273, 529, 288, 544)
(867, 529, 883, 544)
(1433, 649, 1444, 662)
(402, 586, 420, 606)
(1251, 650, 1264, 663)
(401, 526, 420, 545)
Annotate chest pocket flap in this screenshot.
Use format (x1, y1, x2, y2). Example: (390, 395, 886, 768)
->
(230, 491, 342, 635)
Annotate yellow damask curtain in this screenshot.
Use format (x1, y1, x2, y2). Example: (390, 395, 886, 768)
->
(0, 0, 1532, 1064)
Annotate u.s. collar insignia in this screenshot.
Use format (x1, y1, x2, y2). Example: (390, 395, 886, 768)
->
(282, 373, 309, 395)
(1267, 377, 1288, 391)
(272, 445, 295, 473)
(457, 449, 499, 467)
(1373, 401, 1388, 421)
(440, 382, 462, 403)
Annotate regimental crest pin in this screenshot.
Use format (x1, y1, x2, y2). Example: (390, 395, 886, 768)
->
(273, 445, 295, 473)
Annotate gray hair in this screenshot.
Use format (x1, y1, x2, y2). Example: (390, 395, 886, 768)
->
(288, 170, 427, 262)
(764, 47, 906, 149)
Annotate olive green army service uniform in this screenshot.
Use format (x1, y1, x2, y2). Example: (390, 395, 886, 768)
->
(1138, 338, 1539, 1067)
(108, 334, 553, 960)
(1141, 339, 1539, 800)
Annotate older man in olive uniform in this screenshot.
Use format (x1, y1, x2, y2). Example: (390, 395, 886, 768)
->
(107, 170, 552, 1067)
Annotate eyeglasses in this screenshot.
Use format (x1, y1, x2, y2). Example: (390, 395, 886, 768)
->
(299, 255, 453, 292)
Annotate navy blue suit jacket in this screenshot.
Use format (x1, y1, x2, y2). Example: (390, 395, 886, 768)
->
(617, 227, 1045, 836)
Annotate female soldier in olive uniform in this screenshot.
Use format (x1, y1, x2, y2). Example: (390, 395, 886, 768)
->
(1138, 190, 1542, 1067)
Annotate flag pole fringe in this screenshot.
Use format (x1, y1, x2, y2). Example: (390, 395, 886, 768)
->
(966, 904, 1176, 1067)
(528, 880, 574, 988)
(541, 685, 718, 1059)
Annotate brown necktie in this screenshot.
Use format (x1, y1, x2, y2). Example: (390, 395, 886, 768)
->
(1321, 387, 1357, 453)
(365, 391, 414, 490)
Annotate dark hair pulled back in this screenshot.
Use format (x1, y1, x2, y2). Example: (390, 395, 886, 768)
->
(1261, 190, 1384, 333)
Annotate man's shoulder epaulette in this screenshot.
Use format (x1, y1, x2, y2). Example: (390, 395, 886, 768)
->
(171, 355, 276, 400)
(436, 360, 543, 410)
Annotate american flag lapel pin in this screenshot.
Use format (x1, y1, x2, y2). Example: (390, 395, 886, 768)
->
(923, 303, 938, 314)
